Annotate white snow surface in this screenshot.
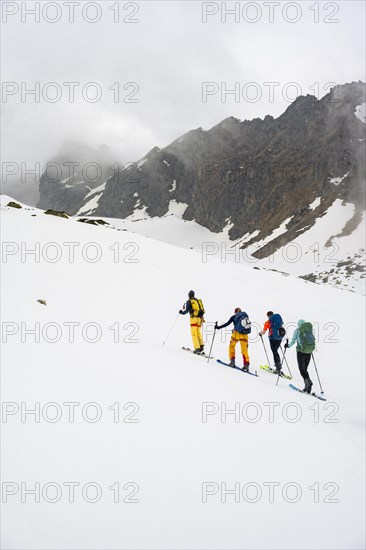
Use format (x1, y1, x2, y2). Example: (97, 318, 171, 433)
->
(0, 195, 365, 549)
(76, 182, 107, 216)
(254, 199, 365, 290)
(330, 172, 349, 186)
(243, 216, 293, 256)
(92, 195, 365, 294)
(309, 197, 321, 210)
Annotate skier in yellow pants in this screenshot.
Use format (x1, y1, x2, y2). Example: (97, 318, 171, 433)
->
(190, 317, 204, 351)
(179, 290, 205, 354)
(215, 307, 251, 371)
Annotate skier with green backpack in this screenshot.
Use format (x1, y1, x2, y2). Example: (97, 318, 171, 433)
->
(285, 319, 316, 393)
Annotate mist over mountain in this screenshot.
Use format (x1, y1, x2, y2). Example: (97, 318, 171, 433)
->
(38, 82, 365, 243)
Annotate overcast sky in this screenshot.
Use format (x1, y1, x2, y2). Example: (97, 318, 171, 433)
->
(1, 0, 365, 203)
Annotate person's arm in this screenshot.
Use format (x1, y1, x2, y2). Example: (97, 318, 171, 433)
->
(216, 315, 235, 330)
(259, 320, 270, 336)
(179, 300, 191, 315)
(287, 328, 298, 348)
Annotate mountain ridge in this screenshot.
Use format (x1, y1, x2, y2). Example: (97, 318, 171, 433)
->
(37, 82, 366, 267)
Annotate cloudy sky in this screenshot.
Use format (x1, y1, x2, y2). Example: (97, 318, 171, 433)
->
(1, 0, 365, 203)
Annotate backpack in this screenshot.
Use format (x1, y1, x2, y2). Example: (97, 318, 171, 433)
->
(269, 313, 285, 340)
(297, 322, 316, 353)
(233, 311, 251, 334)
(190, 298, 205, 318)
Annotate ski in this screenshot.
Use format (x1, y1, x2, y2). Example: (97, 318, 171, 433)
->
(260, 364, 292, 380)
(289, 383, 327, 401)
(182, 347, 213, 359)
(217, 359, 258, 377)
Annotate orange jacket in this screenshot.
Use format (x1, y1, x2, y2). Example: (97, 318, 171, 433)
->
(262, 320, 272, 336)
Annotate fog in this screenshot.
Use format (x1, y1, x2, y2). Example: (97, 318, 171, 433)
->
(1, 0, 365, 204)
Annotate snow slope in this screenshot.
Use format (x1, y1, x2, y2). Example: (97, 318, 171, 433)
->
(1, 195, 365, 549)
(79, 195, 366, 294)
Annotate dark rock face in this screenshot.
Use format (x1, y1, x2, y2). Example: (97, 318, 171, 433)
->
(44, 209, 69, 219)
(37, 142, 114, 215)
(7, 201, 22, 209)
(38, 82, 366, 251)
(38, 176, 92, 215)
(77, 218, 109, 226)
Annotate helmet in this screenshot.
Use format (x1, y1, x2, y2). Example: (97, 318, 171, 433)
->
(188, 290, 195, 298)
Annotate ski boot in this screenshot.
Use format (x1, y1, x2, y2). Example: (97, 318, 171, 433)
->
(193, 348, 203, 354)
(273, 362, 282, 375)
(229, 358, 235, 367)
(242, 363, 249, 373)
(200, 345, 205, 353)
(305, 378, 313, 394)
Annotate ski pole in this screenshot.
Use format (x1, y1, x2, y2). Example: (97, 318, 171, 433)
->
(162, 314, 180, 346)
(260, 334, 271, 367)
(207, 324, 217, 363)
(276, 343, 289, 386)
(276, 369, 281, 386)
(276, 342, 283, 386)
(312, 353, 324, 394)
(280, 342, 292, 378)
(276, 340, 287, 385)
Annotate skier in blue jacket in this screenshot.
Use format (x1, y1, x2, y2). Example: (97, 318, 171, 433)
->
(215, 308, 251, 371)
(259, 311, 285, 374)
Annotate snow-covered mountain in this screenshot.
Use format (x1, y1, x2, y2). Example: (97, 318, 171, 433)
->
(1, 194, 365, 549)
(36, 82, 366, 293)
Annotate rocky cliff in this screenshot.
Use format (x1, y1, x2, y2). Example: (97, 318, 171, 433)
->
(38, 82, 366, 256)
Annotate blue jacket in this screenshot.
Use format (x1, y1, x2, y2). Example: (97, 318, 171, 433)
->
(180, 300, 192, 316)
(217, 315, 236, 330)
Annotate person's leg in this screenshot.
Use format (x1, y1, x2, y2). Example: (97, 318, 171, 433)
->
(197, 319, 204, 349)
(270, 339, 282, 371)
(303, 353, 313, 391)
(297, 351, 307, 380)
(304, 353, 311, 370)
(229, 334, 237, 365)
(297, 351, 312, 391)
(239, 335, 250, 369)
(190, 323, 200, 350)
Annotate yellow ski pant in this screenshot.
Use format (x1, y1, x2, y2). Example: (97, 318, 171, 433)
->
(190, 318, 204, 350)
(229, 331, 250, 365)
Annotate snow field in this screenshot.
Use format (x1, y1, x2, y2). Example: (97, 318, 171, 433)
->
(1, 196, 365, 549)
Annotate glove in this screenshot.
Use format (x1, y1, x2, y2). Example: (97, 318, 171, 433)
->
(179, 310, 183, 314)
(214, 322, 219, 330)
(284, 339, 289, 349)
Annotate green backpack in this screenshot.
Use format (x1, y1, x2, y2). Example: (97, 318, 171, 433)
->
(297, 322, 316, 353)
